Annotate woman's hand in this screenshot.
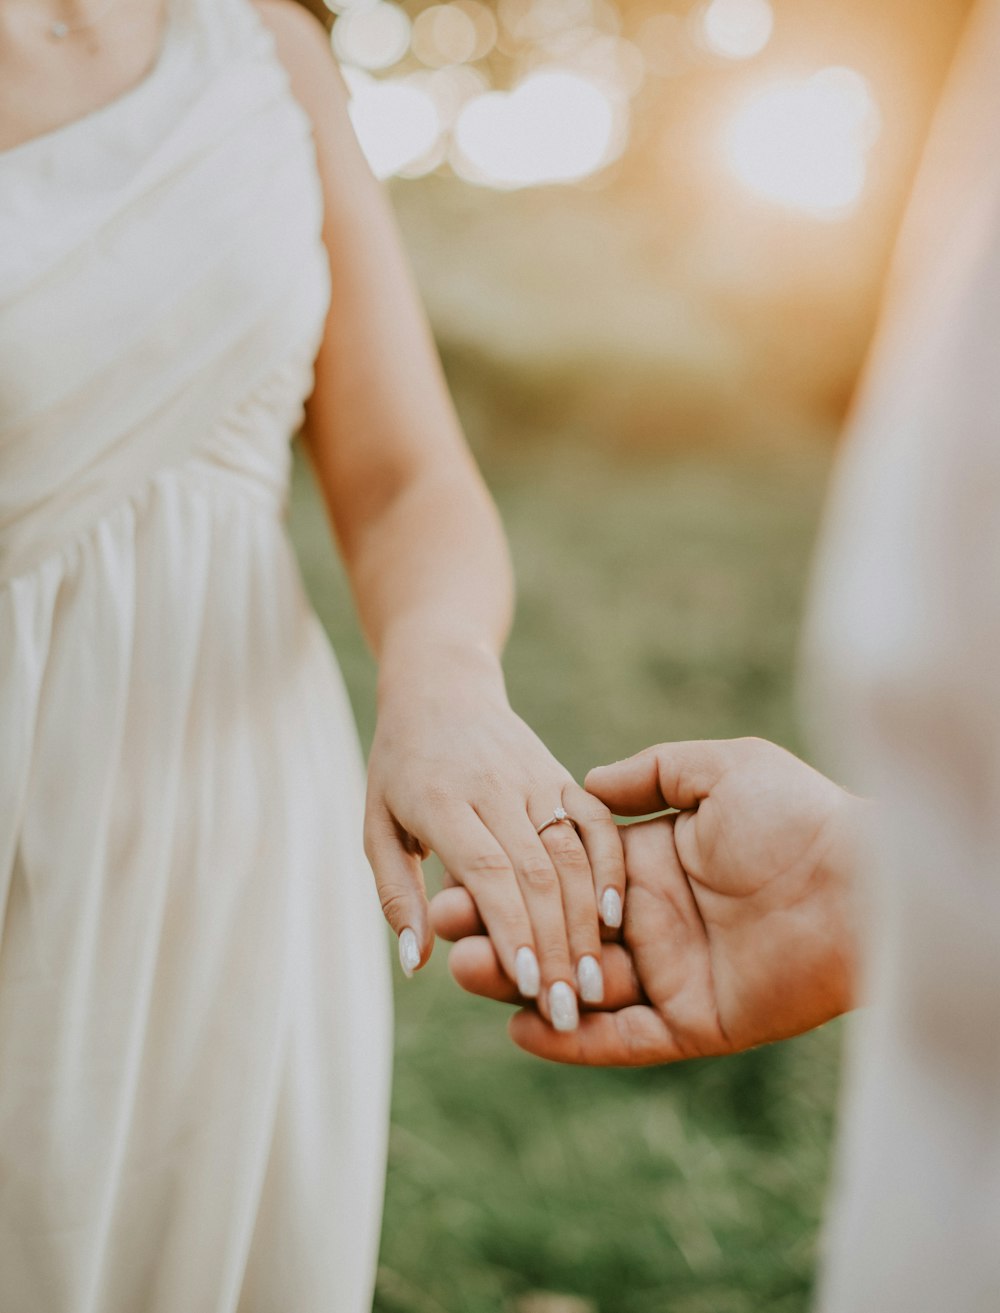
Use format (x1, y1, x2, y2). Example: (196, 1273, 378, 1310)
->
(364, 638, 626, 1031)
(261, 0, 622, 1026)
(431, 737, 864, 1062)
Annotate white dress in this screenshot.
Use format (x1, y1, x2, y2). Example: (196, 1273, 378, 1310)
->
(0, 0, 392, 1308)
(805, 2, 1000, 1308)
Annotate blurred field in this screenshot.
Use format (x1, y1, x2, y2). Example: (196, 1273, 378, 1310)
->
(290, 416, 841, 1313)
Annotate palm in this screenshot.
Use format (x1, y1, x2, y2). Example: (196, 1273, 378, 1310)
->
(514, 738, 857, 1066)
(621, 747, 851, 1059)
(434, 739, 858, 1067)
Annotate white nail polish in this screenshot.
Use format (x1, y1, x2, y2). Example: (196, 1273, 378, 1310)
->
(549, 981, 579, 1033)
(398, 927, 421, 978)
(600, 887, 623, 929)
(577, 954, 604, 1004)
(515, 946, 540, 998)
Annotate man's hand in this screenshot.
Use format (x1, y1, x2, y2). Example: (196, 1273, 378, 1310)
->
(431, 738, 864, 1065)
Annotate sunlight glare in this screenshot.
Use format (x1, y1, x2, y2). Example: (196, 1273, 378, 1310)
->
(407, 65, 490, 125)
(700, 0, 773, 61)
(453, 68, 618, 187)
(332, 1, 411, 70)
(412, 4, 479, 67)
(723, 67, 880, 217)
(344, 68, 443, 178)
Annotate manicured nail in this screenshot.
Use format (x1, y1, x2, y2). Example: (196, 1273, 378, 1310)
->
(515, 946, 540, 998)
(398, 928, 421, 978)
(600, 888, 623, 929)
(577, 954, 604, 1004)
(548, 981, 579, 1033)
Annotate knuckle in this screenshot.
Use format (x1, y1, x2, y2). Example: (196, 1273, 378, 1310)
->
(461, 851, 513, 882)
(565, 900, 600, 936)
(475, 768, 505, 797)
(546, 834, 587, 867)
(535, 948, 571, 978)
(421, 782, 457, 810)
(377, 883, 412, 925)
(517, 856, 559, 893)
(479, 907, 526, 944)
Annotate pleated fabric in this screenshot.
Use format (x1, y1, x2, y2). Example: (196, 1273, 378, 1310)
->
(805, 3, 1000, 1309)
(0, 1, 392, 1308)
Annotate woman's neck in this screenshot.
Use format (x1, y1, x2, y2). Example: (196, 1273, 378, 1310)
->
(0, 0, 166, 153)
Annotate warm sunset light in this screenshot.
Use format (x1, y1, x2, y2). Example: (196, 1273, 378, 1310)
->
(723, 66, 880, 217)
(452, 68, 620, 187)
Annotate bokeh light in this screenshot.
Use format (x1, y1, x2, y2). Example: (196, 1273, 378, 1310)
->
(344, 67, 442, 178)
(453, 68, 620, 187)
(698, 0, 773, 61)
(332, 1, 412, 70)
(322, 0, 378, 15)
(723, 66, 880, 217)
(412, 4, 478, 66)
(409, 64, 491, 122)
(330, 0, 891, 213)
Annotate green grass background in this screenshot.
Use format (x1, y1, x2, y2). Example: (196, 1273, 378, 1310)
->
(289, 431, 844, 1313)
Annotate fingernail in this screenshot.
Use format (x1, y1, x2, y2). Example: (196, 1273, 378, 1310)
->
(548, 981, 579, 1033)
(398, 927, 421, 978)
(600, 888, 623, 929)
(515, 946, 540, 998)
(577, 954, 604, 1004)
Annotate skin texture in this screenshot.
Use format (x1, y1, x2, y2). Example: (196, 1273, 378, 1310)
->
(432, 738, 864, 1065)
(0, 0, 626, 1024)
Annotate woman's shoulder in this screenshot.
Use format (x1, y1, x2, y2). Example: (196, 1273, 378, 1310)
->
(248, 0, 338, 93)
(250, 0, 368, 211)
(251, 0, 349, 115)
(253, 0, 327, 46)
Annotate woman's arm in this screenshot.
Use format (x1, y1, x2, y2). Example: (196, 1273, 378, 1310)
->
(256, 0, 626, 1027)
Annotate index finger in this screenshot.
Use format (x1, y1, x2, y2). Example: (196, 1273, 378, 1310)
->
(584, 741, 739, 816)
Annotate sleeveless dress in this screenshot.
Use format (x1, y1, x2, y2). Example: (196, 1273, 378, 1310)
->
(0, 1, 392, 1309)
(804, 2, 1000, 1308)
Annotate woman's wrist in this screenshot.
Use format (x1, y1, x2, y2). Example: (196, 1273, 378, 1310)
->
(375, 621, 507, 709)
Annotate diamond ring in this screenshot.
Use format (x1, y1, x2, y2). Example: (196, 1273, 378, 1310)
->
(535, 805, 576, 836)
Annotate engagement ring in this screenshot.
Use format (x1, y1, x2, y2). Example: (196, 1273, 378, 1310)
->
(535, 805, 576, 835)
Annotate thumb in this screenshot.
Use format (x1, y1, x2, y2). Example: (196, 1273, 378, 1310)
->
(430, 885, 485, 942)
(585, 740, 735, 815)
(364, 805, 433, 977)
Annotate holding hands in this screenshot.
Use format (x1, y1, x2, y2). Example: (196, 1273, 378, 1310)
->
(431, 737, 864, 1065)
(364, 638, 626, 1033)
